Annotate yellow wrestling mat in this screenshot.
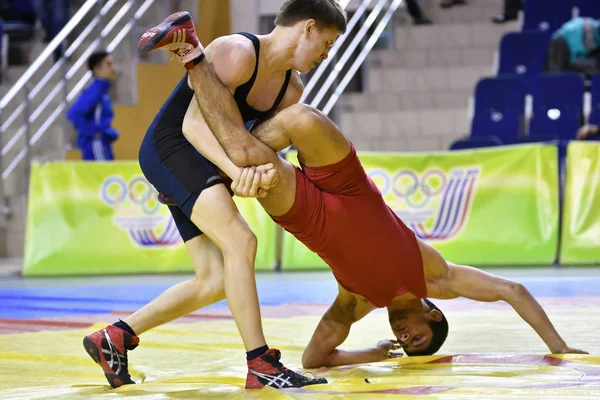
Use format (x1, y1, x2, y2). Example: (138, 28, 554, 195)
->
(1, 305, 599, 399)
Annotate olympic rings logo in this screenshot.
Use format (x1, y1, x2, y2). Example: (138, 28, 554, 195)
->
(368, 168, 447, 209)
(101, 176, 161, 215)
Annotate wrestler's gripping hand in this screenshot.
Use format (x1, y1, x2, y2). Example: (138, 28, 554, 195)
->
(255, 163, 280, 190)
(230, 163, 280, 198)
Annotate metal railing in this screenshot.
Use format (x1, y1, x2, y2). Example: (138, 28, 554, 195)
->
(302, 0, 402, 114)
(0, 0, 166, 215)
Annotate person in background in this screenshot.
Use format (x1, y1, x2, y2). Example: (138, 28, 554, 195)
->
(0, 0, 36, 25)
(577, 124, 600, 140)
(33, 0, 68, 43)
(32, 0, 69, 60)
(405, 0, 432, 25)
(492, 0, 522, 24)
(439, 0, 465, 9)
(67, 51, 119, 161)
(546, 17, 600, 78)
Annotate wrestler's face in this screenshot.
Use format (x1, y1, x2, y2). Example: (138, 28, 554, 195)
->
(296, 20, 340, 73)
(388, 309, 440, 354)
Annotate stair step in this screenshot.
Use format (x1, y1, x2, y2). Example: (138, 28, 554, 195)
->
(394, 21, 518, 51)
(366, 65, 491, 94)
(341, 89, 472, 111)
(339, 107, 468, 151)
(416, 0, 512, 25)
(369, 46, 494, 69)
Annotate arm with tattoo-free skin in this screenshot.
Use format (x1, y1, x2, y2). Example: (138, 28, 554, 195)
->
(302, 287, 399, 368)
(186, 37, 291, 167)
(181, 36, 290, 196)
(443, 264, 587, 354)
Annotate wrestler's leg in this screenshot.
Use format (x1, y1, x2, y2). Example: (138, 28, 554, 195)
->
(123, 234, 225, 335)
(188, 184, 267, 351)
(251, 104, 352, 168)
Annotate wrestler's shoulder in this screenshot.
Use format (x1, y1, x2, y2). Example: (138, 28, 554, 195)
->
(207, 34, 256, 60)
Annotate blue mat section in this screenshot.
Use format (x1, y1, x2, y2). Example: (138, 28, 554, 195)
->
(0, 280, 339, 319)
(1, 276, 599, 320)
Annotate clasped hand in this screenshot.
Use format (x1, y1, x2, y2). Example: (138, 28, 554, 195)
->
(230, 163, 280, 198)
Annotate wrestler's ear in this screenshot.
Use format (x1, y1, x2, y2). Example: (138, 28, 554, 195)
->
(304, 19, 317, 35)
(426, 309, 443, 322)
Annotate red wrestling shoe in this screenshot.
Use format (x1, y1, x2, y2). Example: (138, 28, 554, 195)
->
(83, 325, 139, 388)
(138, 11, 203, 63)
(245, 348, 328, 389)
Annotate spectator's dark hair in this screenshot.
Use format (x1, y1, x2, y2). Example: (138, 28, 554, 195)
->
(404, 299, 448, 356)
(275, 0, 347, 33)
(88, 51, 110, 72)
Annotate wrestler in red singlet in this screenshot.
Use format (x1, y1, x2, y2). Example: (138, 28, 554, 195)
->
(272, 144, 427, 307)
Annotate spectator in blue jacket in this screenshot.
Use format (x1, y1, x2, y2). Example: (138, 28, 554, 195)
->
(546, 17, 600, 78)
(67, 51, 118, 161)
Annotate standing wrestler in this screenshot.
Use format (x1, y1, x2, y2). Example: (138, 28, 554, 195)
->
(83, 0, 345, 390)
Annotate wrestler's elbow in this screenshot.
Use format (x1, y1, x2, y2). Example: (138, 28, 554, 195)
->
(301, 352, 326, 369)
(226, 146, 252, 166)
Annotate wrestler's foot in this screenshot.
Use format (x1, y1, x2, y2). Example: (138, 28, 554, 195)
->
(138, 11, 204, 64)
(83, 325, 139, 388)
(245, 349, 328, 389)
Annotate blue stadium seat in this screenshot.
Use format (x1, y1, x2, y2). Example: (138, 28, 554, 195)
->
(470, 108, 522, 145)
(586, 110, 600, 141)
(590, 74, 600, 114)
(586, 109, 600, 141)
(498, 32, 550, 82)
(474, 76, 528, 114)
(531, 73, 585, 114)
(461, 76, 528, 146)
(573, 0, 600, 18)
(529, 108, 580, 140)
(589, 108, 600, 125)
(449, 136, 503, 150)
(523, 0, 573, 32)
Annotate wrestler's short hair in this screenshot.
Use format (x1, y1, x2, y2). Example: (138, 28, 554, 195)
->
(404, 299, 449, 356)
(275, 0, 347, 33)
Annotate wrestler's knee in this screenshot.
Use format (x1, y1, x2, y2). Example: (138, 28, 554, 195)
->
(224, 222, 257, 256)
(191, 275, 225, 304)
(301, 347, 325, 369)
(282, 104, 326, 132)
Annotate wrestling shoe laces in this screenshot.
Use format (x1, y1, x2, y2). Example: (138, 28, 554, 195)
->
(246, 348, 328, 389)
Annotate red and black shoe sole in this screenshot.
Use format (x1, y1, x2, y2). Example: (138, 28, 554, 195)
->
(83, 335, 134, 388)
(138, 11, 192, 52)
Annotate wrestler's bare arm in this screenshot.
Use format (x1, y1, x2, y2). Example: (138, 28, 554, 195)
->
(443, 264, 587, 354)
(248, 71, 304, 152)
(302, 286, 386, 368)
(182, 95, 240, 179)
(180, 36, 267, 168)
(186, 37, 293, 168)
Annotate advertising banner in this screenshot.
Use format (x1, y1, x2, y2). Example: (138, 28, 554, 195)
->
(560, 142, 600, 264)
(281, 144, 559, 269)
(23, 162, 276, 276)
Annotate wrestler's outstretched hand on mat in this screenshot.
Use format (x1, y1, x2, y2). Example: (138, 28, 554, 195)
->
(556, 346, 589, 355)
(376, 339, 404, 360)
